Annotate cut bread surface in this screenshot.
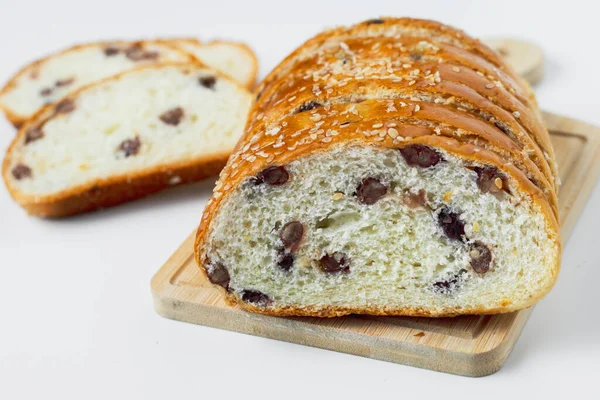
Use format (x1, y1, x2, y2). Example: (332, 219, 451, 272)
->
(3, 63, 253, 216)
(167, 39, 258, 89)
(203, 145, 558, 316)
(0, 41, 192, 127)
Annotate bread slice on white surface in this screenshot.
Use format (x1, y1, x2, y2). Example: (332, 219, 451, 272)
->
(0, 41, 194, 128)
(2, 63, 253, 217)
(166, 39, 258, 89)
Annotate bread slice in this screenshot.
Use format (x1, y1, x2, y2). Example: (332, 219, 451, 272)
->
(2, 63, 253, 217)
(194, 18, 561, 318)
(0, 41, 194, 128)
(165, 39, 258, 89)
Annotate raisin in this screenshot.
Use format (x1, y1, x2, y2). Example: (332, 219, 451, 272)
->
(399, 144, 441, 167)
(409, 51, 422, 61)
(207, 261, 230, 289)
(403, 189, 427, 209)
(24, 127, 44, 144)
(118, 136, 141, 157)
(276, 251, 294, 271)
(125, 46, 159, 61)
(437, 207, 465, 241)
(11, 164, 32, 180)
(473, 166, 509, 195)
(280, 221, 304, 251)
(365, 18, 384, 25)
(433, 269, 467, 294)
(159, 107, 184, 126)
(55, 99, 75, 114)
(55, 77, 74, 87)
(199, 76, 217, 90)
(104, 47, 120, 56)
(255, 166, 289, 186)
(469, 241, 492, 274)
(241, 290, 272, 306)
(295, 100, 322, 114)
(40, 88, 53, 96)
(320, 252, 350, 274)
(356, 177, 388, 205)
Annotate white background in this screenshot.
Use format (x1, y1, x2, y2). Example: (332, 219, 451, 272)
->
(0, 1, 599, 399)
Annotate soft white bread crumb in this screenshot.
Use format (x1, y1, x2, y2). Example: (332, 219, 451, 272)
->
(205, 145, 558, 314)
(4, 63, 252, 204)
(0, 41, 191, 124)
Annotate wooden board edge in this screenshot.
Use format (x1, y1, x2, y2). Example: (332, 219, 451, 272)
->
(151, 288, 524, 377)
(543, 113, 600, 239)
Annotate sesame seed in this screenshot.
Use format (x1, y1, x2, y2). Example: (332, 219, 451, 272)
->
(414, 104, 421, 112)
(472, 222, 480, 232)
(372, 123, 383, 128)
(494, 177, 503, 189)
(512, 111, 520, 118)
(387, 128, 399, 138)
(485, 83, 495, 89)
(332, 192, 344, 201)
(452, 66, 460, 72)
(408, 80, 416, 86)
(321, 137, 333, 143)
(288, 96, 297, 102)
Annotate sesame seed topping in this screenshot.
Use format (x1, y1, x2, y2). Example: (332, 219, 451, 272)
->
(414, 104, 421, 112)
(485, 83, 495, 89)
(494, 177, 503, 189)
(452, 66, 460, 72)
(387, 128, 399, 138)
(372, 123, 383, 128)
(512, 111, 520, 118)
(332, 192, 344, 201)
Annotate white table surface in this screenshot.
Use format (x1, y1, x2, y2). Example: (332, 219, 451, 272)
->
(1, 1, 598, 398)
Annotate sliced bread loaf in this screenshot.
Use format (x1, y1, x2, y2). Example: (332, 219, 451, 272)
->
(194, 18, 560, 318)
(166, 39, 258, 89)
(0, 41, 193, 128)
(2, 63, 253, 217)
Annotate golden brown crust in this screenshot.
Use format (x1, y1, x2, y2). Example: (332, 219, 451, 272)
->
(0, 40, 196, 128)
(194, 18, 561, 317)
(255, 17, 532, 105)
(7, 152, 229, 218)
(250, 35, 557, 193)
(2, 62, 250, 218)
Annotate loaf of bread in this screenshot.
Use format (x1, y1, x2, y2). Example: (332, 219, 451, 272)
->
(166, 39, 258, 89)
(0, 39, 258, 128)
(2, 63, 253, 217)
(194, 18, 561, 317)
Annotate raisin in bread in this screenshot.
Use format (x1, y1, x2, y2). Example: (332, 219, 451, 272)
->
(2, 63, 253, 217)
(194, 18, 561, 318)
(165, 39, 258, 89)
(0, 41, 195, 128)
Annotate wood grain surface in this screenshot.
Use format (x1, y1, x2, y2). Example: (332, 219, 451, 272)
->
(151, 112, 600, 376)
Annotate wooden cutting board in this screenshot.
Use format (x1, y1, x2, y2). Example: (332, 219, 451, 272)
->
(151, 40, 600, 377)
